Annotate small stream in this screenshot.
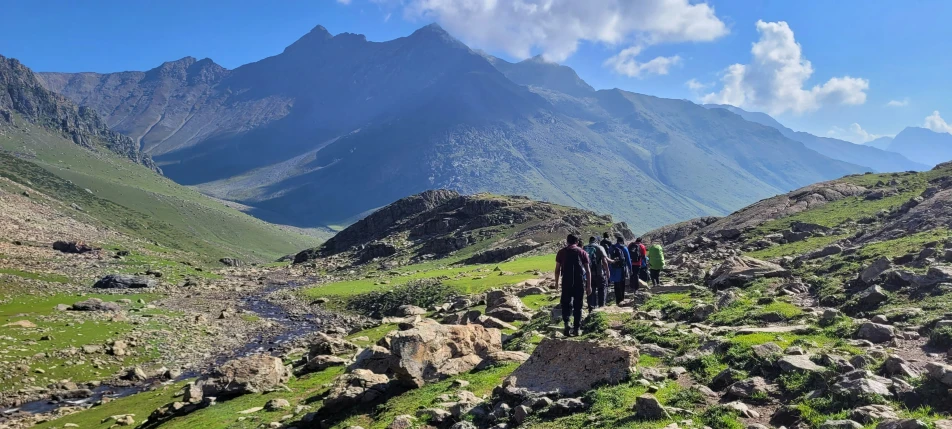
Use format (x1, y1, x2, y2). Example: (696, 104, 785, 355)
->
(1, 279, 321, 418)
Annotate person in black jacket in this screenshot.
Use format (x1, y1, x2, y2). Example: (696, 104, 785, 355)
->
(554, 234, 592, 337)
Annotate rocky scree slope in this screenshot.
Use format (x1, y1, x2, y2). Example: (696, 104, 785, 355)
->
(38, 24, 865, 232)
(294, 189, 634, 266)
(0, 55, 157, 171)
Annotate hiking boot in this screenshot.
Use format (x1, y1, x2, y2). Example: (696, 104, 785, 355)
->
(571, 327, 580, 337)
(563, 324, 570, 337)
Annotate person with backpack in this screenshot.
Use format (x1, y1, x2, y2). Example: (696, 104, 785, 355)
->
(583, 236, 611, 310)
(647, 240, 666, 287)
(554, 234, 592, 337)
(599, 232, 613, 252)
(608, 235, 632, 305)
(629, 238, 649, 288)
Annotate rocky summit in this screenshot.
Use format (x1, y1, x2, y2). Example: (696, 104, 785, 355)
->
(293, 189, 634, 267)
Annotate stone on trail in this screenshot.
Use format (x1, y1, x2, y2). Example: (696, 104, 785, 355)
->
(876, 419, 930, 429)
(322, 369, 392, 413)
(501, 338, 638, 397)
(634, 394, 670, 420)
(851, 405, 899, 424)
(856, 322, 897, 344)
(387, 320, 502, 387)
(751, 343, 783, 359)
(93, 274, 157, 289)
(855, 286, 888, 308)
(821, 420, 864, 429)
(727, 377, 770, 399)
(708, 256, 789, 289)
(71, 298, 122, 312)
(860, 257, 892, 284)
(195, 354, 291, 401)
(778, 355, 825, 373)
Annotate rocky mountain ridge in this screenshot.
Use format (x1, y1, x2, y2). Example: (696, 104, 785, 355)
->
(0, 55, 158, 171)
(294, 189, 634, 267)
(35, 24, 865, 232)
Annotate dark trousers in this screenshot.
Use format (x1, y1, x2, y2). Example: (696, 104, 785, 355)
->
(613, 280, 626, 305)
(561, 286, 584, 327)
(637, 266, 650, 284)
(588, 276, 607, 308)
(650, 269, 662, 286)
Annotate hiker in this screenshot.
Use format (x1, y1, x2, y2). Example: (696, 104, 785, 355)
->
(607, 235, 632, 305)
(599, 232, 613, 251)
(583, 236, 611, 310)
(554, 234, 592, 336)
(628, 238, 649, 289)
(647, 240, 666, 287)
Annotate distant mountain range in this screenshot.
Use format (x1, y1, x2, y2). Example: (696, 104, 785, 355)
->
(32, 24, 871, 232)
(703, 104, 928, 172)
(862, 127, 952, 167)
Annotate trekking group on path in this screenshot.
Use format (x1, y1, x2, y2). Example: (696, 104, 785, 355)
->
(554, 233, 666, 336)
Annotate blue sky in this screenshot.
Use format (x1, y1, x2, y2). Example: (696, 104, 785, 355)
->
(3, 0, 951, 140)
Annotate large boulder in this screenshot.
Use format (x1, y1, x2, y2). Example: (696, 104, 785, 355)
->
(860, 257, 892, 284)
(71, 298, 121, 312)
(93, 274, 157, 289)
(485, 292, 530, 322)
(387, 321, 502, 388)
(309, 332, 360, 356)
(708, 256, 789, 289)
(856, 322, 897, 344)
(321, 369, 392, 413)
(193, 354, 291, 401)
(926, 362, 952, 386)
(501, 339, 638, 397)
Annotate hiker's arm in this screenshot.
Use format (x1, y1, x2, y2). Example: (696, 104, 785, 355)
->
(602, 257, 610, 276)
(585, 266, 592, 295)
(554, 262, 562, 290)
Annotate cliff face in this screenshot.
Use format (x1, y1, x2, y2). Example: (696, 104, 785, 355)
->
(0, 55, 158, 171)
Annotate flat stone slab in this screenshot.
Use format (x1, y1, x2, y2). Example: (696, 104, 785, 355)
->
(778, 355, 825, 373)
(736, 325, 810, 335)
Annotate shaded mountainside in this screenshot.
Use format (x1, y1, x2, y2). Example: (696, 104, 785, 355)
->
(885, 127, 952, 167)
(294, 189, 634, 266)
(38, 24, 865, 232)
(0, 55, 158, 171)
(705, 104, 927, 173)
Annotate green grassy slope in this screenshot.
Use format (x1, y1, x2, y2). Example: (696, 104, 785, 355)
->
(0, 123, 321, 262)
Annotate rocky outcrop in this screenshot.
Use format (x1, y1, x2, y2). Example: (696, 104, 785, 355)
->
(501, 339, 638, 397)
(708, 256, 789, 289)
(1, 55, 158, 171)
(387, 321, 502, 387)
(321, 369, 392, 413)
(189, 354, 291, 401)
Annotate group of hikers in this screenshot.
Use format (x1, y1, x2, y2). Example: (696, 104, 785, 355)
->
(553, 232, 666, 336)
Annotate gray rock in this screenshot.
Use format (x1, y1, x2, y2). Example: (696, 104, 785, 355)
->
(512, 405, 531, 425)
(393, 305, 427, 317)
(450, 422, 478, 429)
(883, 355, 919, 378)
(634, 394, 670, 420)
(871, 315, 889, 324)
(389, 415, 416, 429)
(876, 420, 929, 429)
(727, 377, 769, 399)
(934, 420, 952, 429)
(926, 361, 952, 386)
(856, 322, 897, 344)
(821, 308, 844, 324)
(833, 376, 893, 400)
(860, 257, 892, 284)
(850, 405, 898, 424)
(549, 398, 586, 416)
(265, 398, 291, 411)
(71, 298, 121, 312)
(855, 286, 888, 308)
(821, 420, 863, 429)
(778, 355, 824, 373)
(708, 256, 789, 289)
(501, 339, 637, 397)
(93, 274, 157, 289)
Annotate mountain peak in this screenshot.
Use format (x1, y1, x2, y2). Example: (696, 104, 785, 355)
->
(408, 23, 456, 41)
(283, 24, 335, 54)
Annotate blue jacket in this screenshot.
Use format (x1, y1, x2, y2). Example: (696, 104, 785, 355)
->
(608, 244, 632, 283)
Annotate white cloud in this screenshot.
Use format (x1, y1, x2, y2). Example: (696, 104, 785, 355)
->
(826, 123, 887, 143)
(886, 98, 909, 107)
(604, 45, 681, 78)
(685, 78, 710, 91)
(388, 0, 727, 64)
(925, 111, 952, 134)
(384, 12, 392, 22)
(701, 20, 868, 115)
(337, 0, 351, 4)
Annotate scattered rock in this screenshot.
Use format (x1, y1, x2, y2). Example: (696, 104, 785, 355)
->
(3, 320, 37, 328)
(322, 369, 392, 413)
(708, 256, 789, 289)
(94, 274, 157, 289)
(778, 355, 824, 373)
(265, 398, 291, 411)
(856, 322, 897, 344)
(821, 420, 864, 429)
(71, 298, 121, 312)
(876, 420, 929, 429)
(851, 405, 899, 424)
(860, 257, 892, 284)
(634, 394, 670, 420)
(53, 240, 96, 254)
(501, 338, 638, 397)
(727, 377, 770, 399)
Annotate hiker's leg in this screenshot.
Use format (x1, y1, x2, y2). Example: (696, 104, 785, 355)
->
(651, 269, 661, 286)
(572, 287, 584, 328)
(614, 281, 625, 305)
(595, 277, 606, 307)
(560, 288, 572, 325)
